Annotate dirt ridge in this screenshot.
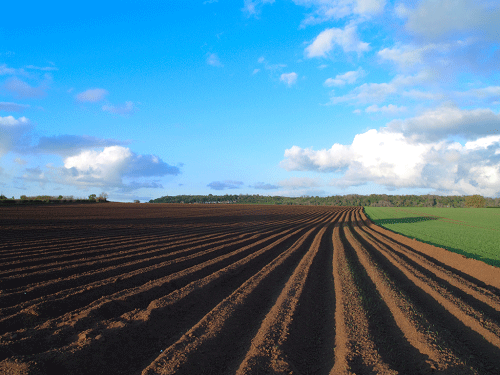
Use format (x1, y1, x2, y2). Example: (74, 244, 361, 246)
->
(1, 203, 499, 374)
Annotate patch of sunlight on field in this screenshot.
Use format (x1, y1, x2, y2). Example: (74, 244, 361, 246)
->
(364, 207, 500, 268)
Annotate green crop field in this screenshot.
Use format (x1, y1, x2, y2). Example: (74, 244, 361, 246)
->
(364, 207, 500, 268)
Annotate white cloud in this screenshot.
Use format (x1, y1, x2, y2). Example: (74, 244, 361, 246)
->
(330, 81, 397, 104)
(102, 101, 135, 116)
(280, 129, 500, 196)
(280, 72, 298, 87)
(402, 89, 443, 101)
(35, 135, 128, 156)
(0, 115, 29, 127)
(324, 67, 365, 86)
(397, 0, 500, 40)
(0, 64, 17, 75)
(378, 42, 470, 70)
(0, 116, 32, 157)
(457, 86, 500, 99)
(252, 182, 280, 190)
(257, 56, 287, 71)
(62, 146, 180, 188)
(0, 102, 30, 112)
(365, 104, 407, 114)
(387, 105, 500, 142)
(305, 23, 370, 58)
(294, 0, 386, 26)
(280, 144, 351, 172)
(76, 88, 108, 103)
(329, 71, 431, 104)
(207, 180, 244, 190)
(378, 45, 426, 68)
(206, 53, 223, 67)
(3, 77, 49, 99)
(242, 0, 275, 17)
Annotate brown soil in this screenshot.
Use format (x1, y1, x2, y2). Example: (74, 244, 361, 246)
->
(1, 203, 499, 374)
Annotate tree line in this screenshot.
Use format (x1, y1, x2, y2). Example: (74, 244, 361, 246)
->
(0, 192, 108, 205)
(149, 194, 499, 207)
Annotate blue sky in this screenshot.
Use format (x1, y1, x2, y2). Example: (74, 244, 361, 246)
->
(1, 0, 500, 202)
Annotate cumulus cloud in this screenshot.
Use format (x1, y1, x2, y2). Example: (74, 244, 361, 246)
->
(324, 67, 365, 87)
(305, 23, 370, 58)
(35, 135, 129, 156)
(207, 180, 244, 190)
(102, 101, 135, 116)
(75, 88, 108, 103)
(280, 72, 298, 87)
(294, 0, 386, 26)
(387, 105, 500, 142)
(0, 116, 32, 157)
(18, 166, 48, 187)
(281, 129, 500, 196)
(280, 144, 352, 172)
(62, 146, 180, 188)
(0, 102, 30, 112)
(206, 53, 223, 67)
(397, 0, 500, 40)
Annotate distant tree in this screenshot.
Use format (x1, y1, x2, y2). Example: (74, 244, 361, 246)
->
(88, 194, 97, 201)
(0, 194, 7, 200)
(20, 195, 28, 200)
(58, 195, 63, 200)
(99, 192, 108, 202)
(465, 195, 486, 208)
(133, 199, 140, 203)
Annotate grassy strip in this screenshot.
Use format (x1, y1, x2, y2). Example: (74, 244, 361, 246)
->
(364, 207, 500, 268)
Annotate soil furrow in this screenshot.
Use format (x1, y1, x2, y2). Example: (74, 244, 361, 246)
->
(236, 220, 335, 374)
(351, 210, 500, 373)
(139, 222, 328, 375)
(345, 210, 468, 373)
(361, 209, 500, 292)
(45, 214, 331, 375)
(354, 211, 500, 335)
(0, 222, 309, 336)
(0, 213, 333, 366)
(330, 209, 397, 375)
(0, 213, 305, 279)
(1, 204, 499, 375)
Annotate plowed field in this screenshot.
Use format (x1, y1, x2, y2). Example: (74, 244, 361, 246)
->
(1, 203, 500, 374)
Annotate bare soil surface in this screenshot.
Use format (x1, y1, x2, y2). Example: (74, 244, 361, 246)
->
(1, 203, 499, 374)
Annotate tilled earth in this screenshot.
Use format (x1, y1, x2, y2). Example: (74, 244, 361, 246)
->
(0, 203, 499, 374)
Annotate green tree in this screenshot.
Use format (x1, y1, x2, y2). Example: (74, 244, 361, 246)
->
(465, 195, 486, 208)
(88, 194, 97, 201)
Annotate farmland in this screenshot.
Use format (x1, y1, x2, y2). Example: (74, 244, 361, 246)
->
(1, 203, 500, 374)
(364, 207, 500, 268)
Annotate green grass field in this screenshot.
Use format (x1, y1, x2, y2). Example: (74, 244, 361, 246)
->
(364, 207, 500, 268)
